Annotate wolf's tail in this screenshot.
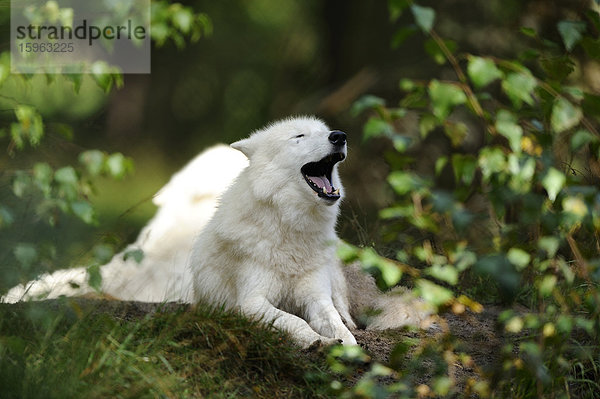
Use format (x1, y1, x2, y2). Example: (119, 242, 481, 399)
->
(2, 267, 92, 303)
(343, 263, 432, 330)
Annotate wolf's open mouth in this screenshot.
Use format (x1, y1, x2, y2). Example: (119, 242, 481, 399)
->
(301, 152, 345, 201)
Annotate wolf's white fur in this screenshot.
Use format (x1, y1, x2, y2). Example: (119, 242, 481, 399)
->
(189, 116, 357, 347)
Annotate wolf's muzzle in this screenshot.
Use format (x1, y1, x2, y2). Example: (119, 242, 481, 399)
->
(329, 131, 346, 147)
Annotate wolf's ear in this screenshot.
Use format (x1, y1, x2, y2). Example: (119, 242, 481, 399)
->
(231, 137, 256, 158)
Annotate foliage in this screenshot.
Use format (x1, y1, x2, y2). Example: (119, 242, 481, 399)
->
(338, 0, 600, 397)
(0, 1, 211, 294)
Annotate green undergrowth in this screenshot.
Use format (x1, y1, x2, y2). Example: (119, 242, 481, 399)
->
(0, 300, 332, 398)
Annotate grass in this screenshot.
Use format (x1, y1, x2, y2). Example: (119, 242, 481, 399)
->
(0, 299, 333, 398)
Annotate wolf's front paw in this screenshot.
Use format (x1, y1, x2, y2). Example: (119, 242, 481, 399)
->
(337, 331, 357, 345)
(305, 336, 343, 351)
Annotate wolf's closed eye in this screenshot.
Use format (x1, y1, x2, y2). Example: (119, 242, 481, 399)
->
(293, 134, 305, 139)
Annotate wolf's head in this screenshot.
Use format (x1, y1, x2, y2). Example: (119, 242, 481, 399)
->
(231, 116, 346, 208)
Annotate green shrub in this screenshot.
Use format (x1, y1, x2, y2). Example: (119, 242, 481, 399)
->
(335, 1, 600, 397)
(0, 1, 211, 294)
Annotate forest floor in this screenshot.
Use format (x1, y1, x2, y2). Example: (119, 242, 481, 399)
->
(3, 297, 507, 393)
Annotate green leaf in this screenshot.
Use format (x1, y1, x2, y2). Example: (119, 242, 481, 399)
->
(79, 150, 105, 176)
(173, 8, 193, 33)
(538, 275, 557, 297)
(507, 248, 531, 271)
(54, 166, 78, 186)
(428, 80, 467, 120)
(87, 264, 102, 292)
(123, 248, 145, 264)
(66, 73, 83, 93)
(337, 241, 359, 263)
(90, 61, 114, 92)
(33, 162, 53, 189)
(542, 167, 566, 202)
(551, 97, 582, 133)
(501, 71, 537, 108)
(505, 316, 524, 333)
(351, 95, 385, 116)
(451, 154, 477, 185)
(539, 55, 575, 81)
(389, 0, 410, 22)
(363, 117, 395, 140)
(520, 27, 537, 37)
(435, 156, 447, 176)
(557, 20, 586, 51)
(467, 56, 503, 88)
(570, 129, 597, 151)
(495, 110, 523, 153)
(379, 205, 412, 219)
(399, 78, 415, 91)
(13, 105, 44, 148)
(415, 279, 453, 307)
(454, 250, 477, 271)
(388, 171, 426, 195)
(392, 135, 411, 153)
(478, 146, 507, 181)
(14, 243, 38, 270)
(508, 154, 536, 193)
(562, 196, 588, 219)
(12, 172, 31, 198)
(419, 114, 438, 138)
(54, 166, 78, 201)
(444, 121, 468, 147)
(425, 264, 458, 285)
(360, 248, 402, 287)
(151, 22, 169, 45)
(71, 200, 96, 225)
(411, 5, 435, 33)
(106, 153, 132, 179)
(433, 376, 453, 396)
(538, 236, 560, 257)
(33, 163, 53, 198)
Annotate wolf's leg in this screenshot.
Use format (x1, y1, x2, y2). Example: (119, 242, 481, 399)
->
(330, 263, 357, 330)
(332, 295, 356, 330)
(240, 297, 340, 348)
(302, 294, 357, 345)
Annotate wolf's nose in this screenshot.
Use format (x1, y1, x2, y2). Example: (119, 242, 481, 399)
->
(329, 131, 346, 146)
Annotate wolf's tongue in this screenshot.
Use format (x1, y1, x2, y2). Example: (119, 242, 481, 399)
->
(308, 176, 332, 192)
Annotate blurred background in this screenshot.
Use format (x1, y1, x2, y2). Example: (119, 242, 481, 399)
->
(0, 0, 593, 285)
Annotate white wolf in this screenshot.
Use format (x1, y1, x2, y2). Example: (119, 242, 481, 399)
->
(3, 116, 430, 348)
(189, 116, 358, 347)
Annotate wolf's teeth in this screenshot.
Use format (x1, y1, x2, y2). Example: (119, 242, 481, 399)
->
(333, 189, 339, 195)
(322, 187, 327, 194)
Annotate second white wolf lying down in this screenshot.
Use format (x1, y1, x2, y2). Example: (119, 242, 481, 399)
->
(2, 145, 249, 303)
(3, 116, 430, 348)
